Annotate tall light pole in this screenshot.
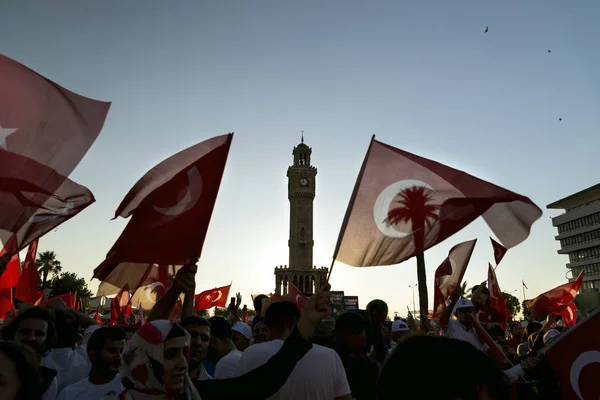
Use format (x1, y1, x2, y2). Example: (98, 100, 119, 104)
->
(408, 284, 417, 316)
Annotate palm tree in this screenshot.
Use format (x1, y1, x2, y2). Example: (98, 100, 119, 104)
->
(386, 185, 439, 320)
(37, 251, 62, 289)
(458, 281, 471, 299)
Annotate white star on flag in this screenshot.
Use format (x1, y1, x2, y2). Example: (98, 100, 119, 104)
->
(0, 124, 18, 149)
(206, 294, 212, 300)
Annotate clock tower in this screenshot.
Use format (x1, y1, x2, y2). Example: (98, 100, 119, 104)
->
(274, 137, 328, 295)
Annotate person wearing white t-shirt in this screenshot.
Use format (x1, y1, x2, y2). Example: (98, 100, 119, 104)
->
(235, 301, 352, 400)
(56, 326, 126, 400)
(444, 298, 488, 352)
(41, 305, 102, 392)
(213, 322, 252, 379)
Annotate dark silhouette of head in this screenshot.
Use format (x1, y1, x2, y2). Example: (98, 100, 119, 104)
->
(379, 335, 510, 400)
(2, 307, 56, 356)
(264, 300, 300, 340)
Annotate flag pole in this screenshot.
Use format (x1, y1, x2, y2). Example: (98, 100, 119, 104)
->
(522, 280, 526, 304)
(327, 135, 376, 283)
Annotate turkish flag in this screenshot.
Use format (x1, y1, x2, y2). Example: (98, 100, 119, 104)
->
(39, 293, 76, 309)
(194, 284, 231, 311)
(287, 283, 308, 312)
(488, 263, 510, 328)
(490, 237, 507, 267)
(15, 239, 43, 303)
(0, 149, 95, 254)
(0, 241, 21, 290)
(0, 54, 109, 253)
(110, 287, 132, 325)
(92, 305, 103, 325)
(561, 303, 578, 327)
(128, 264, 176, 311)
(432, 239, 477, 329)
(333, 137, 542, 267)
(544, 307, 600, 399)
(525, 272, 584, 320)
(93, 134, 233, 288)
(0, 289, 13, 320)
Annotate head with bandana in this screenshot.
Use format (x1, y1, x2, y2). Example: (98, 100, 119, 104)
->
(119, 320, 200, 400)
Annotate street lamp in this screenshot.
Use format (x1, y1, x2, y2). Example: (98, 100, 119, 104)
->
(408, 284, 418, 316)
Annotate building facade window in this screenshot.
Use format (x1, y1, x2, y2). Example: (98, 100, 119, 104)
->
(581, 280, 600, 291)
(570, 263, 600, 277)
(558, 212, 600, 234)
(568, 246, 600, 262)
(560, 229, 600, 248)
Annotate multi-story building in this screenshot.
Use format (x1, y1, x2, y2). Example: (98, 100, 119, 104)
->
(547, 183, 600, 292)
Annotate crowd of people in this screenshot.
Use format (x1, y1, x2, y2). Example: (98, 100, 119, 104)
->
(0, 264, 567, 399)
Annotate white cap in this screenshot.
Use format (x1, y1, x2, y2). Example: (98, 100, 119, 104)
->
(453, 299, 474, 314)
(543, 329, 560, 344)
(232, 322, 253, 340)
(392, 319, 409, 332)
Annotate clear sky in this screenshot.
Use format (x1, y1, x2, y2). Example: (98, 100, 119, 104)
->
(2, 1, 599, 316)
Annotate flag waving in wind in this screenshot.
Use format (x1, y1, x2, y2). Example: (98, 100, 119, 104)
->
(525, 272, 584, 320)
(287, 283, 308, 312)
(93, 134, 233, 290)
(432, 239, 477, 329)
(490, 237, 508, 267)
(0, 54, 109, 253)
(333, 137, 542, 268)
(488, 263, 510, 328)
(195, 284, 231, 311)
(15, 239, 43, 304)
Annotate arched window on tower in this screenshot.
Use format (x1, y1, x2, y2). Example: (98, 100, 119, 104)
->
(299, 227, 306, 243)
(311, 275, 316, 294)
(304, 275, 310, 294)
(293, 275, 298, 289)
(283, 275, 288, 296)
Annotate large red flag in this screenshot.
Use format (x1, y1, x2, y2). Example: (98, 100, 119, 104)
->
(93, 134, 233, 289)
(490, 237, 507, 267)
(110, 287, 132, 325)
(561, 303, 578, 328)
(287, 283, 308, 312)
(194, 285, 231, 311)
(333, 137, 542, 267)
(0, 289, 14, 321)
(39, 293, 76, 309)
(524, 272, 584, 320)
(15, 239, 43, 304)
(487, 263, 510, 328)
(92, 305, 103, 325)
(0, 242, 20, 290)
(0, 54, 109, 253)
(432, 239, 477, 329)
(128, 264, 176, 311)
(544, 307, 600, 399)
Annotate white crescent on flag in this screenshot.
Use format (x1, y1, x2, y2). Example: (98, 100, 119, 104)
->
(570, 350, 600, 399)
(154, 167, 203, 216)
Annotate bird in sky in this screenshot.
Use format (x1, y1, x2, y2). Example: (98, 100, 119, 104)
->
(559, 118, 562, 121)
(485, 26, 489, 33)
(548, 49, 552, 53)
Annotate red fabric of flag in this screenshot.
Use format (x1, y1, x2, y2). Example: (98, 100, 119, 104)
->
(0, 289, 13, 320)
(92, 305, 103, 325)
(432, 239, 477, 329)
(524, 272, 584, 320)
(490, 237, 508, 267)
(0, 241, 20, 290)
(544, 307, 600, 399)
(93, 134, 233, 289)
(0, 54, 109, 252)
(522, 280, 528, 290)
(472, 318, 506, 370)
(194, 285, 231, 311)
(287, 283, 308, 312)
(128, 264, 176, 311)
(110, 287, 131, 325)
(14, 239, 41, 303)
(561, 303, 578, 328)
(488, 263, 510, 329)
(333, 137, 542, 267)
(39, 293, 76, 308)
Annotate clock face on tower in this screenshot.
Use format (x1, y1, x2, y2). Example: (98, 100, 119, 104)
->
(299, 177, 309, 187)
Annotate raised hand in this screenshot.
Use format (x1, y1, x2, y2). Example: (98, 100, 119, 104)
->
(172, 264, 197, 294)
(297, 284, 331, 339)
(236, 292, 242, 308)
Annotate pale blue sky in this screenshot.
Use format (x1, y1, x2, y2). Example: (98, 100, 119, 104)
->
(1, 1, 598, 315)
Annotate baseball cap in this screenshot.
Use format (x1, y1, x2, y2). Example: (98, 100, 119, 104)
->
(392, 319, 409, 332)
(232, 322, 253, 340)
(543, 329, 560, 344)
(453, 299, 474, 314)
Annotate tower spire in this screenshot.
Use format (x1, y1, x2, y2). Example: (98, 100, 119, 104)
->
(301, 130, 304, 144)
